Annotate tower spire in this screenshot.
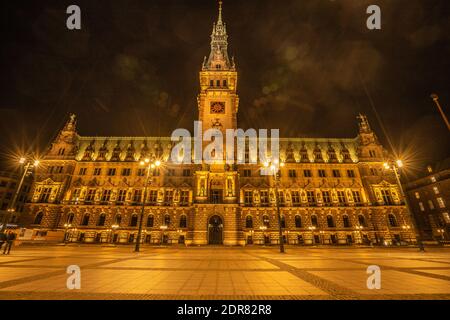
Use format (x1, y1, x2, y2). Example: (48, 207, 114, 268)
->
(203, 0, 233, 71)
(218, 0, 223, 25)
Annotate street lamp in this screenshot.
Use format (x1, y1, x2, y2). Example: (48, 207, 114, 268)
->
(263, 160, 285, 253)
(383, 159, 425, 251)
(430, 94, 450, 131)
(135, 158, 161, 252)
(1, 157, 39, 232)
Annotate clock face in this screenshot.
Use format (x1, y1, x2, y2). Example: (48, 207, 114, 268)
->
(210, 102, 225, 114)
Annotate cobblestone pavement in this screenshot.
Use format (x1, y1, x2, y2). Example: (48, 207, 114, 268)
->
(0, 245, 449, 300)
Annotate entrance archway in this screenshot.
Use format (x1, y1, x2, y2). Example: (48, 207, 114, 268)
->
(208, 215, 223, 245)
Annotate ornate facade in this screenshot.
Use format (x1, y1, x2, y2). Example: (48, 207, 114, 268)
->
(23, 2, 416, 246)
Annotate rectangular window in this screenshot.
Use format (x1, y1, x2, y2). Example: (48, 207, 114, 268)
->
(303, 170, 312, 178)
(278, 191, 285, 205)
(381, 189, 393, 205)
(182, 169, 191, 177)
(437, 197, 445, 208)
(442, 212, 450, 224)
(414, 192, 420, 199)
(306, 191, 316, 205)
(133, 189, 142, 203)
(243, 169, 251, 177)
(85, 189, 95, 202)
(419, 202, 425, 212)
(153, 168, 160, 176)
(164, 190, 174, 204)
(148, 190, 158, 204)
(291, 191, 300, 205)
(137, 168, 145, 176)
(244, 191, 253, 206)
(332, 169, 341, 178)
(117, 189, 127, 202)
(289, 170, 297, 178)
(370, 168, 378, 176)
(71, 189, 81, 201)
(101, 190, 111, 202)
(180, 191, 189, 205)
(347, 170, 355, 178)
(352, 191, 361, 204)
(167, 169, 175, 176)
(337, 191, 346, 204)
(433, 186, 440, 194)
(260, 191, 269, 205)
(428, 200, 435, 210)
(318, 169, 326, 177)
(369, 150, 376, 158)
(121, 168, 131, 176)
(107, 168, 116, 176)
(93, 168, 102, 176)
(39, 188, 52, 203)
(223, 79, 227, 87)
(79, 168, 87, 175)
(322, 191, 331, 205)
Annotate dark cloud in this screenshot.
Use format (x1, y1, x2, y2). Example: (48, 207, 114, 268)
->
(0, 0, 449, 168)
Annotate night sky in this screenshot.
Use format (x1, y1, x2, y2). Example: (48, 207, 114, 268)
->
(1, 0, 449, 175)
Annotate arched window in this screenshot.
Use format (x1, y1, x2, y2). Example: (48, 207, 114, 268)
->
(388, 213, 398, 227)
(311, 215, 318, 227)
(358, 215, 366, 227)
(179, 215, 187, 228)
(164, 214, 171, 226)
(81, 214, 90, 226)
(34, 212, 44, 225)
(245, 215, 253, 228)
(280, 215, 286, 228)
(343, 215, 351, 228)
(147, 215, 154, 227)
(66, 212, 74, 224)
(295, 215, 302, 228)
(130, 214, 138, 227)
(97, 213, 106, 226)
(327, 215, 335, 227)
(262, 215, 270, 227)
(115, 214, 122, 226)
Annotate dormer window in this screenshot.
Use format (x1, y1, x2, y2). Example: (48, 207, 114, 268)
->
(216, 64, 221, 69)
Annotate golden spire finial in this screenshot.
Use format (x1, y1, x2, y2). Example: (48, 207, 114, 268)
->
(218, 0, 223, 24)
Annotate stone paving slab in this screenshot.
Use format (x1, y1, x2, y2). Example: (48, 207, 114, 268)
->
(0, 246, 449, 300)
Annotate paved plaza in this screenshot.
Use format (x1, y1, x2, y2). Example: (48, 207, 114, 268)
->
(0, 245, 449, 300)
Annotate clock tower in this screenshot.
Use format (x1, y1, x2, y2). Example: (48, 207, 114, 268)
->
(198, 1, 239, 134)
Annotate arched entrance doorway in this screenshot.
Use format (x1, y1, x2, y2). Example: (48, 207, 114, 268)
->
(208, 215, 223, 245)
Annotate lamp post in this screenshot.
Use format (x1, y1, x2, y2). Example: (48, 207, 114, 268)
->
(111, 224, 119, 244)
(430, 94, 450, 131)
(383, 159, 425, 251)
(1, 157, 39, 232)
(134, 158, 161, 252)
(263, 160, 285, 253)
